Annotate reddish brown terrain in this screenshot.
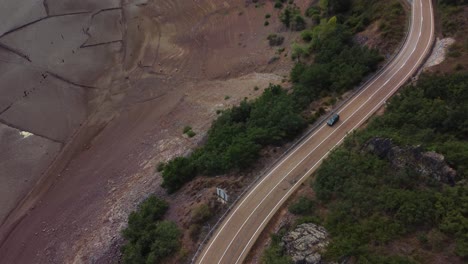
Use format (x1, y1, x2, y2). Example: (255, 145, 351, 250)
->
(0, 0, 309, 262)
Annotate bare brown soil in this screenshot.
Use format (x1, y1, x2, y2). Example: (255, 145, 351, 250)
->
(0, 0, 309, 263)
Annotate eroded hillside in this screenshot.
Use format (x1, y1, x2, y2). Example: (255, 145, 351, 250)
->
(0, 0, 308, 262)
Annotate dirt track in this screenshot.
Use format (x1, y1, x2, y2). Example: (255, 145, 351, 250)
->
(0, 0, 306, 262)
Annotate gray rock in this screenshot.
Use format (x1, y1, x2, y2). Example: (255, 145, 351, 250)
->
(364, 137, 457, 185)
(282, 223, 329, 264)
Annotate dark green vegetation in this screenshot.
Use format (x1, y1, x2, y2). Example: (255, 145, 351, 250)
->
(162, 85, 306, 193)
(288, 196, 316, 215)
(438, 0, 467, 36)
(274, 0, 288, 9)
(344, 0, 405, 41)
(289, 17, 382, 108)
(121, 196, 181, 264)
(263, 231, 292, 264)
(183, 126, 196, 138)
(287, 74, 468, 262)
(438, 0, 467, 6)
(160, 1, 388, 193)
(267, 34, 285, 46)
(280, 5, 306, 31)
(306, 0, 406, 51)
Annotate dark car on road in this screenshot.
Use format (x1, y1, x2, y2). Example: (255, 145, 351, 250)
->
(327, 114, 340, 126)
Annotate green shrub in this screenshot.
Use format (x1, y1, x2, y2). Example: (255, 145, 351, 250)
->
(262, 234, 292, 264)
(280, 5, 303, 30)
(291, 14, 306, 31)
(187, 130, 196, 138)
(301, 30, 313, 42)
(267, 34, 285, 46)
(183, 126, 192, 134)
(295, 215, 322, 226)
(274, 0, 285, 9)
(161, 157, 196, 193)
(191, 204, 213, 224)
(121, 197, 181, 264)
(290, 20, 382, 108)
(288, 196, 316, 215)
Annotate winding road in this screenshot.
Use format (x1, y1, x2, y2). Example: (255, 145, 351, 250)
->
(196, 0, 435, 263)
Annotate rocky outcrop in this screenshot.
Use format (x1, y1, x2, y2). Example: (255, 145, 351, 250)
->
(281, 223, 329, 264)
(364, 137, 457, 185)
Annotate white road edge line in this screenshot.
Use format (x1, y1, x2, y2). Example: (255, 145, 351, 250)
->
(233, 0, 433, 262)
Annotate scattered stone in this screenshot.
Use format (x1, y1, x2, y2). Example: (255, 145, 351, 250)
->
(424, 37, 455, 69)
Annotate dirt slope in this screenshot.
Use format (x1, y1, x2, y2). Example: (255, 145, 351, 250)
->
(0, 0, 307, 262)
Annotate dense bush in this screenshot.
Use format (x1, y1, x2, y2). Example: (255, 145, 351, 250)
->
(162, 85, 307, 192)
(121, 196, 181, 264)
(288, 196, 316, 215)
(438, 0, 467, 5)
(280, 5, 306, 31)
(191, 204, 213, 224)
(267, 34, 285, 46)
(262, 234, 293, 264)
(311, 74, 468, 261)
(290, 18, 382, 108)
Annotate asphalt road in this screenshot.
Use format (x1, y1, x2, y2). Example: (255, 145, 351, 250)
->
(196, 0, 435, 263)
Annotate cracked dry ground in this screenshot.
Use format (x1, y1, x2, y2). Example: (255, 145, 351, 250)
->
(0, 0, 308, 262)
